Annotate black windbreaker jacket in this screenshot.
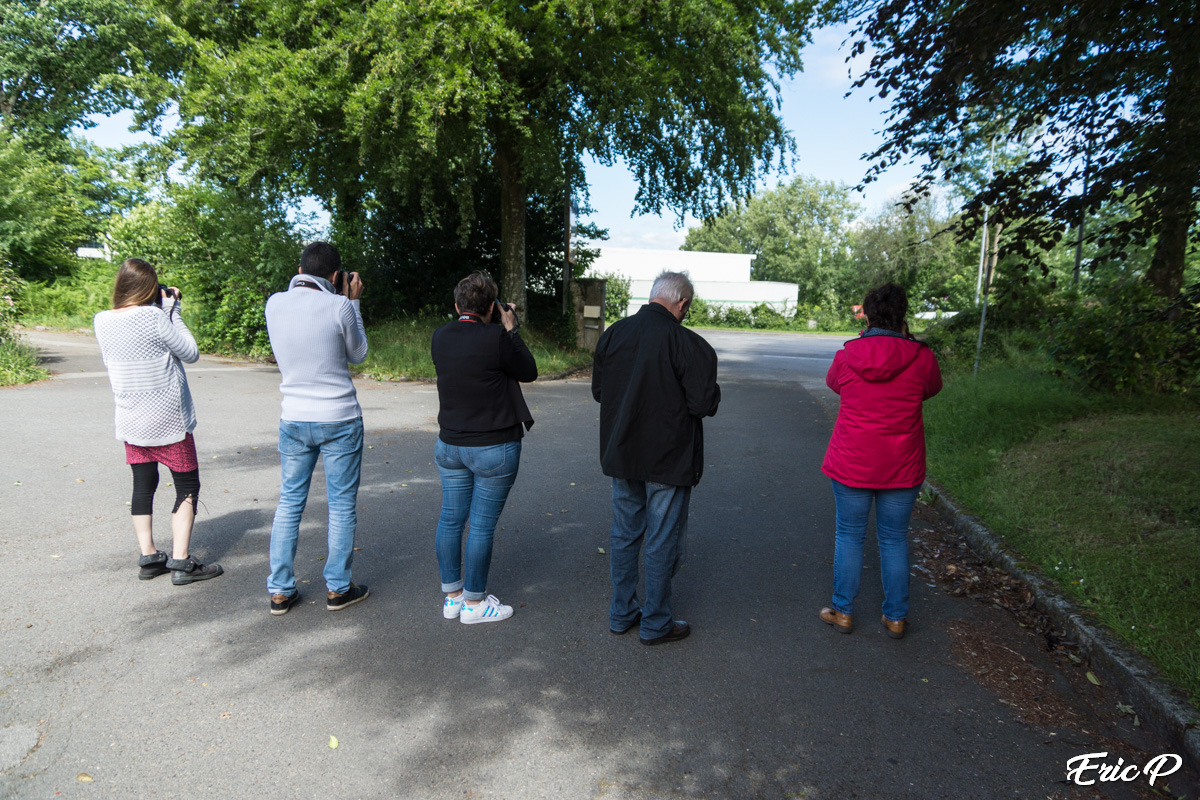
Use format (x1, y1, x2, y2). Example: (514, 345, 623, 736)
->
(591, 302, 720, 487)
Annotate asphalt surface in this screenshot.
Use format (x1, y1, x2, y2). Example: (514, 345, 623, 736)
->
(0, 329, 1191, 799)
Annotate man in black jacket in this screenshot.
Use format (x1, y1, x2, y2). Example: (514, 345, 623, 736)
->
(592, 271, 721, 645)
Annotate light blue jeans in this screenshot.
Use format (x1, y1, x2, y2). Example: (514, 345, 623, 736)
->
(830, 478, 921, 621)
(268, 418, 363, 596)
(434, 439, 522, 602)
(609, 478, 691, 638)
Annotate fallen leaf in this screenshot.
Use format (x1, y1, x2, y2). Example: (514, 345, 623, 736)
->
(1086, 671, 1101, 686)
(921, 678, 929, 683)
(220, 712, 231, 719)
(569, 482, 576, 486)
(353, 547, 362, 551)
(316, 557, 325, 561)
(597, 547, 606, 554)
(77, 774, 94, 783)
(76, 478, 85, 483)
(252, 446, 259, 450)
(329, 735, 339, 749)
(13, 481, 21, 485)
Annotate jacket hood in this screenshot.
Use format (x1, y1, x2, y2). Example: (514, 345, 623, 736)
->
(841, 332, 924, 382)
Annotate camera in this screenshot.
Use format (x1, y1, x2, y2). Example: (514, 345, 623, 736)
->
(493, 299, 512, 318)
(333, 270, 349, 295)
(154, 283, 180, 306)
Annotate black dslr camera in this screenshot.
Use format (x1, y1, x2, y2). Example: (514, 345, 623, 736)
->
(154, 283, 180, 306)
(333, 270, 349, 295)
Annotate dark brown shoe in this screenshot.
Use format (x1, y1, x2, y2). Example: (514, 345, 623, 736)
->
(820, 607, 853, 634)
(639, 620, 690, 646)
(882, 616, 906, 639)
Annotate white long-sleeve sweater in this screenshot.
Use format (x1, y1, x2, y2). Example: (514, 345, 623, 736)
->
(265, 273, 368, 422)
(94, 301, 199, 446)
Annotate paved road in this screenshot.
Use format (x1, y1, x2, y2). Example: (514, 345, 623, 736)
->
(0, 329, 1188, 799)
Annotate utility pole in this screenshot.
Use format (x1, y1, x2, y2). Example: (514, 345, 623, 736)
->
(562, 184, 571, 314)
(974, 140, 995, 306)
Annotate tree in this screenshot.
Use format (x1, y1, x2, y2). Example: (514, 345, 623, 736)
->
(840, 0, 1200, 298)
(0, 130, 95, 279)
(148, 0, 818, 319)
(0, 0, 169, 143)
(682, 175, 859, 304)
(845, 196, 975, 310)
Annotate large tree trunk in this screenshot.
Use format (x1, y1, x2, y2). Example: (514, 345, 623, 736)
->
(495, 137, 528, 321)
(1145, 11, 1200, 300)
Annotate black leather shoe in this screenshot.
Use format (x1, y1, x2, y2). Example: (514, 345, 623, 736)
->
(639, 620, 690, 646)
(610, 611, 642, 635)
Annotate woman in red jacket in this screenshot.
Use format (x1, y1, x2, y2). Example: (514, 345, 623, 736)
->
(819, 283, 942, 639)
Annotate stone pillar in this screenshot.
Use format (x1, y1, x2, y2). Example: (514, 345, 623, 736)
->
(570, 278, 607, 351)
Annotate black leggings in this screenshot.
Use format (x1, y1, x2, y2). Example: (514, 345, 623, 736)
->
(130, 463, 201, 516)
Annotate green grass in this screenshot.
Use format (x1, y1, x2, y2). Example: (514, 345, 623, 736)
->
(926, 358, 1200, 706)
(357, 316, 594, 381)
(0, 338, 49, 386)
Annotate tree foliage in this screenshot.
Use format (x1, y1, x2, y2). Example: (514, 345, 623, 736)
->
(682, 174, 859, 304)
(149, 0, 818, 318)
(0, 0, 169, 143)
(840, 0, 1200, 298)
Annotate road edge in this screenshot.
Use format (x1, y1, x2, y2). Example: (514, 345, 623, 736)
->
(923, 480, 1200, 774)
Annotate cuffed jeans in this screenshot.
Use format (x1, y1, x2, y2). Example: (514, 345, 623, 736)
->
(609, 478, 691, 638)
(268, 418, 363, 596)
(830, 478, 921, 621)
(434, 439, 522, 602)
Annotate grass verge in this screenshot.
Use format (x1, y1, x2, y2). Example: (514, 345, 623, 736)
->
(357, 317, 594, 381)
(0, 338, 49, 386)
(925, 357, 1200, 705)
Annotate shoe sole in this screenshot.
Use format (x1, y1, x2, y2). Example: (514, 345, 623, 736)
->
(639, 630, 691, 645)
(327, 588, 369, 611)
(610, 613, 642, 635)
(460, 609, 512, 624)
(139, 569, 170, 581)
(172, 565, 224, 585)
(882, 617, 906, 639)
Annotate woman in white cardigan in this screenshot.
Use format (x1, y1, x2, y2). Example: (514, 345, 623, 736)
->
(94, 259, 222, 585)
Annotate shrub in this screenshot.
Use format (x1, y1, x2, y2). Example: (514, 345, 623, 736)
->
(0, 260, 25, 340)
(1049, 281, 1200, 393)
(597, 272, 631, 323)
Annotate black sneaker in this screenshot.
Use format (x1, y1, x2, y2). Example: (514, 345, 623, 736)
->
(167, 555, 224, 585)
(270, 591, 301, 615)
(326, 583, 369, 611)
(138, 551, 170, 581)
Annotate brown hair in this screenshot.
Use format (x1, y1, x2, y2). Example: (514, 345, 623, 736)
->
(453, 271, 498, 316)
(112, 258, 161, 309)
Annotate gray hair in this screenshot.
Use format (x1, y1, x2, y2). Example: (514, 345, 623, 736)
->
(649, 271, 694, 305)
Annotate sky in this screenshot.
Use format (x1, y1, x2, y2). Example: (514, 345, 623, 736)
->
(81, 25, 920, 252)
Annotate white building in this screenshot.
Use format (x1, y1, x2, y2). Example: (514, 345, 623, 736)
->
(586, 247, 799, 317)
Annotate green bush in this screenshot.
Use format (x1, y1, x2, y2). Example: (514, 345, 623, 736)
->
(20, 257, 115, 328)
(598, 272, 631, 323)
(0, 260, 26, 340)
(1049, 281, 1200, 393)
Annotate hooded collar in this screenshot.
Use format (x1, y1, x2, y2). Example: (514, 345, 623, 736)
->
(289, 273, 337, 293)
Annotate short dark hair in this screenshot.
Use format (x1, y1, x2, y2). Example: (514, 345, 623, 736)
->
(112, 258, 159, 309)
(453, 271, 498, 316)
(863, 282, 908, 333)
(300, 241, 341, 280)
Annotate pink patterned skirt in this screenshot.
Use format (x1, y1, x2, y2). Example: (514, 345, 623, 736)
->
(125, 433, 199, 472)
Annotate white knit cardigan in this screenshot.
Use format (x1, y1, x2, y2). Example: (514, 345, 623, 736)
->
(94, 301, 199, 447)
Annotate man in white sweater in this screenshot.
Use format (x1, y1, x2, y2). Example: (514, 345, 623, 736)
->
(264, 241, 370, 615)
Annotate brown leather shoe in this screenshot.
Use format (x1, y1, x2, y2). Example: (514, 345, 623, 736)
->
(881, 616, 906, 639)
(819, 607, 853, 634)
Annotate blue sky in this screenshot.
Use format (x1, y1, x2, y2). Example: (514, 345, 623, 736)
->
(81, 25, 918, 251)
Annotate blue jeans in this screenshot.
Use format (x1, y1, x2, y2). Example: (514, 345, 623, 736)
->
(609, 478, 691, 638)
(268, 418, 363, 596)
(830, 478, 921, 621)
(434, 439, 522, 602)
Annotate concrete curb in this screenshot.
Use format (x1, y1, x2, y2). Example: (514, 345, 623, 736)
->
(923, 481, 1200, 772)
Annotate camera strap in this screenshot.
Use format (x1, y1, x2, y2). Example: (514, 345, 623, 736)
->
(458, 312, 485, 323)
(293, 280, 328, 292)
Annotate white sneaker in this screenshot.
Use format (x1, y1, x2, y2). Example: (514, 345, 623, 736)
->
(443, 594, 464, 619)
(459, 594, 513, 624)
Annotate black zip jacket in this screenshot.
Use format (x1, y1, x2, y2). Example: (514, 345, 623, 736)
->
(592, 302, 721, 487)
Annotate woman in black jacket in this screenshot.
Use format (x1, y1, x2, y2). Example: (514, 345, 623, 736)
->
(431, 272, 537, 624)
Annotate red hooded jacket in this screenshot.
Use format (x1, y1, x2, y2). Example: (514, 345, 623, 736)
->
(821, 331, 943, 489)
